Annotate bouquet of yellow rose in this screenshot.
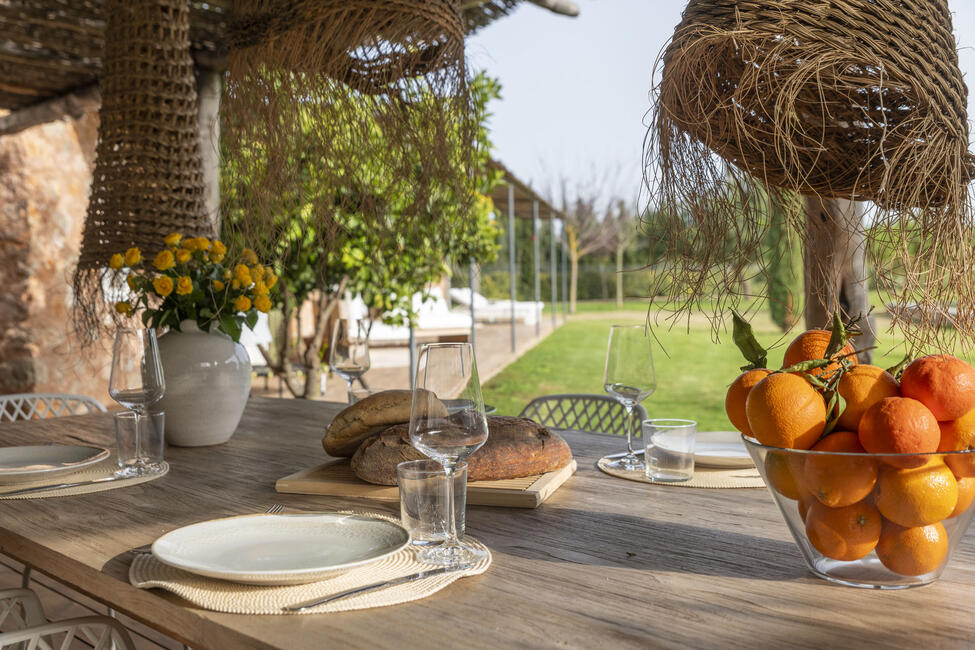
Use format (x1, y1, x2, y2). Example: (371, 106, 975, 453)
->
(109, 233, 277, 342)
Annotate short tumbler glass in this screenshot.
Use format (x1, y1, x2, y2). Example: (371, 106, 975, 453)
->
(397, 460, 467, 546)
(644, 419, 697, 482)
(114, 410, 165, 477)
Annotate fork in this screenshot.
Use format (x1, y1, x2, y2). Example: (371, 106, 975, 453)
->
(130, 504, 285, 555)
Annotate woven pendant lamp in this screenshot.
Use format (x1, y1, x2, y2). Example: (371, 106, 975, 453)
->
(645, 0, 975, 349)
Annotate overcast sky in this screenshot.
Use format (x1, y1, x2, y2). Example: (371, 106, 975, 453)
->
(467, 0, 975, 205)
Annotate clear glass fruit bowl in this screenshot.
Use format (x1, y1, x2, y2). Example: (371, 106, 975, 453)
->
(742, 435, 975, 589)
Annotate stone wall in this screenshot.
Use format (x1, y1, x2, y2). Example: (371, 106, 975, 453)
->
(0, 114, 113, 405)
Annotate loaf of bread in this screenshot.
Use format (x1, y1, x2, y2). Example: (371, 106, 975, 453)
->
(322, 389, 446, 457)
(350, 415, 573, 485)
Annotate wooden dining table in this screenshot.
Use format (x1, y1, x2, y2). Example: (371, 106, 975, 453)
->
(2, 397, 974, 649)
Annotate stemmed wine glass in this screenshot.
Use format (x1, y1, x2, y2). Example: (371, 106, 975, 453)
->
(329, 318, 371, 403)
(409, 342, 488, 567)
(108, 327, 165, 477)
(603, 324, 656, 471)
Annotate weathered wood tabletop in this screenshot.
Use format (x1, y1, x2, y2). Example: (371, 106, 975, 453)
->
(1, 397, 974, 649)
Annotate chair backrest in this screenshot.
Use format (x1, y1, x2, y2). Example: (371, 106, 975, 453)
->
(0, 393, 107, 423)
(519, 394, 648, 436)
(0, 615, 136, 650)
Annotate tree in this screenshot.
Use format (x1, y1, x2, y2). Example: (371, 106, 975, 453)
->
(605, 200, 640, 307)
(556, 179, 616, 313)
(764, 193, 802, 331)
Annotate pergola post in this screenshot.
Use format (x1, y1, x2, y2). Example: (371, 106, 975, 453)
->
(550, 210, 557, 328)
(532, 199, 541, 336)
(561, 223, 568, 320)
(508, 183, 517, 353)
(196, 67, 221, 235)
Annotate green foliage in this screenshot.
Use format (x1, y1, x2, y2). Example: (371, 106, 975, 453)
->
(764, 194, 803, 331)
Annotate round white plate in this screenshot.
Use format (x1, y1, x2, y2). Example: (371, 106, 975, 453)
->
(694, 431, 753, 468)
(152, 513, 410, 585)
(0, 445, 110, 484)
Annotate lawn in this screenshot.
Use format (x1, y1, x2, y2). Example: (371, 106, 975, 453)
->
(483, 303, 914, 431)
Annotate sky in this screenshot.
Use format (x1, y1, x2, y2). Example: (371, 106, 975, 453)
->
(466, 0, 975, 206)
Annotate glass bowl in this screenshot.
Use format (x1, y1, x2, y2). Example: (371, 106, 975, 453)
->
(743, 436, 975, 589)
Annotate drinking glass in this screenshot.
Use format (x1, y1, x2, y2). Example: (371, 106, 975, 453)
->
(644, 419, 696, 482)
(409, 342, 488, 567)
(108, 327, 165, 477)
(398, 460, 467, 546)
(603, 324, 656, 471)
(329, 318, 370, 403)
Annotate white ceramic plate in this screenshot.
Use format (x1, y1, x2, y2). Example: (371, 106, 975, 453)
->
(152, 513, 411, 585)
(694, 431, 754, 468)
(0, 445, 110, 484)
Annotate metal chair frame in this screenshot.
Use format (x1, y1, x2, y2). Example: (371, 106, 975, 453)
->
(0, 393, 107, 423)
(518, 393, 648, 436)
(0, 588, 136, 650)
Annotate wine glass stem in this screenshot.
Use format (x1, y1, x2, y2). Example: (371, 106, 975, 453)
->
(345, 378, 354, 403)
(442, 464, 459, 547)
(624, 403, 635, 456)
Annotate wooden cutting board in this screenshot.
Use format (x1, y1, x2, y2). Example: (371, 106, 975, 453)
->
(275, 458, 577, 508)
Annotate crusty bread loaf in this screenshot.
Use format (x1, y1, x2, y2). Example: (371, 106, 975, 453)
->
(350, 415, 573, 485)
(322, 389, 446, 457)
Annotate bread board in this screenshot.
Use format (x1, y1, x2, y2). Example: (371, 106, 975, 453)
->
(275, 458, 577, 508)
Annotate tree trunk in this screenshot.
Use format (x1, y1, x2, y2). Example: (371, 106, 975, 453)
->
(802, 196, 876, 362)
(615, 243, 624, 308)
(569, 254, 579, 314)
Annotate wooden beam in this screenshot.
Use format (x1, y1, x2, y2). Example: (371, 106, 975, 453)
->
(0, 85, 100, 137)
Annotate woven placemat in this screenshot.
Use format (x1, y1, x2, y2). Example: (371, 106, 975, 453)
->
(597, 456, 763, 489)
(0, 459, 169, 500)
(130, 537, 491, 615)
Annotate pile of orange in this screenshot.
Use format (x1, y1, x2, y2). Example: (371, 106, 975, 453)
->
(726, 329, 975, 577)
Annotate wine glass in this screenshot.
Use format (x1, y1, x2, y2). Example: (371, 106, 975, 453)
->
(409, 342, 488, 567)
(329, 318, 371, 403)
(108, 327, 165, 476)
(603, 324, 656, 470)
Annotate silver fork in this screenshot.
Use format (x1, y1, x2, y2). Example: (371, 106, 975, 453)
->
(130, 504, 286, 555)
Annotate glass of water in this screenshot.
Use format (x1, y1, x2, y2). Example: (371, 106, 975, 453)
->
(397, 460, 467, 546)
(114, 410, 165, 477)
(644, 419, 696, 482)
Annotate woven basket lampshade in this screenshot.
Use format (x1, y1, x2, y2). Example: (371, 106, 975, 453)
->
(645, 0, 975, 348)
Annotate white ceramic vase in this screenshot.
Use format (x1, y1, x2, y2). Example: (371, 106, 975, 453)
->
(155, 320, 251, 447)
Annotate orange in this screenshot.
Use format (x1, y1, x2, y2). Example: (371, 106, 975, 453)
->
(745, 373, 826, 450)
(725, 368, 773, 436)
(797, 492, 816, 522)
(875, 521, 948, 576)
(937, 406, 975, 478)
(803, 432, 877, 507)
(764, 450, 807, 500)
(901, 354, 975, 421)
(857, 397, 940, 466)
(804, 500, 882, 561)
(873, 460, 958, 527)
(783, 329, 858, 378)
(949, 477, 975, 518)
(835, 365, 900, 432)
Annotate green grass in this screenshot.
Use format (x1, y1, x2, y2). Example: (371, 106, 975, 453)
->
(483, 305, 916, 431)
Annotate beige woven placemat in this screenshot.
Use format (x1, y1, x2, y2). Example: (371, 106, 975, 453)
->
(0, 459, 169, 499)
(597, 456, 763, 489)
(130, 537, 492, 615)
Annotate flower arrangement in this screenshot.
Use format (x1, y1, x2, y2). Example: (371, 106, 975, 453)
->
(109, 233, 277, 342)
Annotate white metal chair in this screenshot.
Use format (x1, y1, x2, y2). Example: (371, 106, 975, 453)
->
(519, 393, 648, 436)
(0, 393, 106, 423)
(0, 588, 136, 650)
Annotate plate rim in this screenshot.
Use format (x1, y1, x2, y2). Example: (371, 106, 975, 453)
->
(693, 431, 753, 467)
(151, 512, 410, 580)
(0, 444, 110, 477)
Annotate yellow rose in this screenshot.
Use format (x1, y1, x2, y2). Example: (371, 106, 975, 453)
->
(264, 272, 278, 289)
(153, 276, 174, 296)
(212, 240, 227, 256)
(109, 253, 124, 270)
(153, 249, 175, 271)
(164, 233, 182, 247)
(210, 252, 225, 264)
(213, 280, 225, 292)
(176, 248, 192, 263)
(183, 238, 198, 252)
(254, 295, 272, 313)
(124, 247, 141, 266)
(114, 301, 133, 315)
(234, 295, 252, 312)
(250, 264, 265, 281)
(222, 269, 232, 280)
(234, 264, 252, 286)
(252, 280, 269, 296)
(175, 276, 193, 295)
(195, 237, 211, 251)
(241, 248, 258, 265)
(126, 275, 138, 292)
(231, 279, 241, 290)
